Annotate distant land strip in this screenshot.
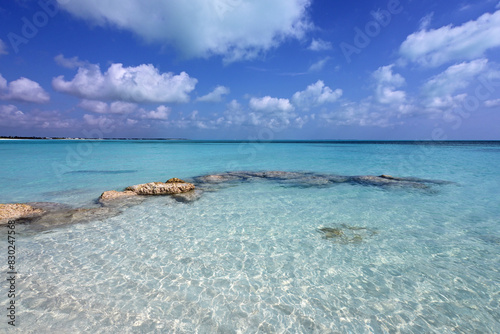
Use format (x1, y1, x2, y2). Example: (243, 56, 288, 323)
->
(0, 136, 189, 140)
(1, 136, 500, 145)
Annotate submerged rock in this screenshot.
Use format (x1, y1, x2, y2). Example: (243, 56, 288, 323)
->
(0, 203, 45, 224)
(192, 171, 450, 191)
(318, 227, 344, 238)
(194, 173, 244, 183)
(171, 189, 204, 203)
(126, 181, 195, 195)
(27, 202, 72, 212)
(29, 207, 120, 230)
(318, 224, 378, 244)
(349, 175, 430, 188)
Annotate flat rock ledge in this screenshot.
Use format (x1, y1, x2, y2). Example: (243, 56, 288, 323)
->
(99, 190, 138, 203)
(99, 178, 195, 203)
(0, 203, 45, 224)
(126, 181, 195, 195)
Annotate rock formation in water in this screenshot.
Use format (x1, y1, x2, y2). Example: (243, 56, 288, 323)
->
(99, 178, 195, 203)
(0, 203, 45, 224)
(0, 201, 118, 230)
(125, 178, 195, 195)
(0, 172, 453, 231)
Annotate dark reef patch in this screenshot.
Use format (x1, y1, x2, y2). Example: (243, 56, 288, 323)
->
(193, 171, 453, 191)
(318, 224, 378, 244)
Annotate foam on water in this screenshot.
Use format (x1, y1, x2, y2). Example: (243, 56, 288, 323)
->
(1, 141, 499, 333)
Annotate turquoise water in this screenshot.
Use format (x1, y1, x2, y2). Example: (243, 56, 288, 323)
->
(1, 140, 500, 333)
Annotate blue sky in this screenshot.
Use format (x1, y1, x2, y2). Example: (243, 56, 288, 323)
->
(1, 0, 500, 139)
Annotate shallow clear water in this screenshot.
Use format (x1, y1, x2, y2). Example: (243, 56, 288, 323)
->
(1, 140, 499, 333)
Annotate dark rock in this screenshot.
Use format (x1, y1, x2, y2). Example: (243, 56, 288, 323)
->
(318, 227, 344, 238)
(349, 175, 430, 188)
(166, 177, 186, 183)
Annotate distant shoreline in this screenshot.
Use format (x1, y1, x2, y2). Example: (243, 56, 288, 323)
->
(1, 136, 500, 143)
(0, 136, 189, 141)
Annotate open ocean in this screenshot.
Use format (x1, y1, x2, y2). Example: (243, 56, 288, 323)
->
(1, 140, 499, 333)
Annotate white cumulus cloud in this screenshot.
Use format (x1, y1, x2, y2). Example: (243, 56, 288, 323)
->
(139, 105, 171, 120)
(54, 54, 88, 69)
(421, 59, 489, 98)
(0, 105, 74, 129)
(308, 57, 330, 72)
(83, 114, 115, 129)
(249, 96, 294, 112)
(58, 0, 312, 62)
(308, 38, 332, 51)
(419, 12, 434, 30)
(0, 105, 25, 125)
(292, 80, 342, 110)
(78, 99, 170, 121)
(78, 99, 138, 114)
(0, 74, 50, 103)
(399, 10, 500, 67)
(197, 85, 230, 102)
(53, 63, 197, 103)
(372, 65, 406, 104)
(77, 100, 109, 114)
(484, 98, 500, 107)
(223, 99, 305, 130)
